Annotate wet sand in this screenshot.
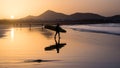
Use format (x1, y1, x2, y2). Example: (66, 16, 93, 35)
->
(0, 27, 120, 68)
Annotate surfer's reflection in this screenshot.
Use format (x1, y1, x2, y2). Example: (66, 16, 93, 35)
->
(45, 37, 66, 53)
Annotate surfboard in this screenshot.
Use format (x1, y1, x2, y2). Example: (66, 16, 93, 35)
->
(44, 25, 66, 33)
(45, 43, 66, 51)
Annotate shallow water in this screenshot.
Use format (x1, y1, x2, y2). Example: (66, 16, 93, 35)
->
(0, 25, 120, 68)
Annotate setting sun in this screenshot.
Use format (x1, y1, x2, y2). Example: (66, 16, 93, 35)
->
(10, 16, 14, 19)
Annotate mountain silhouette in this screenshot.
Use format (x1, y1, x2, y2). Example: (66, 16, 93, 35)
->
(69, 13, 104, 20)
(109, 15, 120, 20)
(21, 10, 105, 21)
(20, 10, 120, 23)
(37, 10, 68, 21)
(21, 15, 35, 20)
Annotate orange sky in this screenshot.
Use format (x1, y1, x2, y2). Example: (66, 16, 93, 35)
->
(0, 0, 120, 19)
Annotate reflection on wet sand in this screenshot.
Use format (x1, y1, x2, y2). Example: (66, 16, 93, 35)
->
(0, 25, 67, 67)
(0, 29, 9, 38)
(27, 25, 53, 39)
(24, 59, 60, 63)
(0, 30, 6, 38)
(38, 28, 53, 39)
(10, 28, 14, 40)
(45, 37, 66, 53)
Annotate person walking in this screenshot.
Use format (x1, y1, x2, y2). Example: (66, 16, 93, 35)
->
(54, 23, 60, 39)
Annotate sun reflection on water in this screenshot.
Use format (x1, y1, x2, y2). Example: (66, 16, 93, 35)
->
(10, 28, 14, 40)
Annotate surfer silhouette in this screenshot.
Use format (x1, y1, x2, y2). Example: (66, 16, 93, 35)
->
(54, 24, 60, 38)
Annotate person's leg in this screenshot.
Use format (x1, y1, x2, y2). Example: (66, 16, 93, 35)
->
(58, 32, 60, 39)
(54, 32, 57, 38)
